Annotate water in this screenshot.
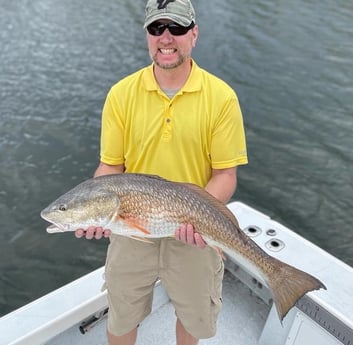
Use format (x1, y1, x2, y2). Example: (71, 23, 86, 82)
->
(0, 0, 352, 316)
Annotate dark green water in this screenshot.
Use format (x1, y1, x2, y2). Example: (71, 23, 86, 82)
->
(0, 0, 352, 316)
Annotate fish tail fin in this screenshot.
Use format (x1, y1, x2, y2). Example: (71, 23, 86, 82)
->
(267, 257, 326, 321)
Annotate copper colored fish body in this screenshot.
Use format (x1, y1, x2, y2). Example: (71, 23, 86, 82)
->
(40, 173, 326, 320)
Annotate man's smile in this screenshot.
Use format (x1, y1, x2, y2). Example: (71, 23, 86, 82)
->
(159, 48, 177, 54)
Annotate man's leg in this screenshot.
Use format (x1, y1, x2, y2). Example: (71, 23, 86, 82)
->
(161, 239, 224, 340)
(105, 236, 159, 342)
(176, 319, 198, 345)
(107, 328, 138, 345)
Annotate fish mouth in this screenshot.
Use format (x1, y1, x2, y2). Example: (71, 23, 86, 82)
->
(40, 211, 70, 234)
(46, 223, 66, 233)
(41, 213, 68, 233)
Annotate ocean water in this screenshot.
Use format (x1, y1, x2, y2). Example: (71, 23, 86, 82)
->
(0, 0, 352, 316)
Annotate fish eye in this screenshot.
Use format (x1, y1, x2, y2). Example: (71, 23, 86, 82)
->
(58, 204, 67, 211)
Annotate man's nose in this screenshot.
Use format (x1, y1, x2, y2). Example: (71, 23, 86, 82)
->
(159, 29, 174, 42)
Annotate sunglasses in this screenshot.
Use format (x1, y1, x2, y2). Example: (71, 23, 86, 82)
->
(147, 21, 195, 36)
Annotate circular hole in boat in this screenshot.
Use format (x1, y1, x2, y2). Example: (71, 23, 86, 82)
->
(265, 238, 285, 252)
(243, 225, 262, 237)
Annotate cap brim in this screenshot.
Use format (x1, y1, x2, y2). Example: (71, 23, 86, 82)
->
(144, 14, 193, 28)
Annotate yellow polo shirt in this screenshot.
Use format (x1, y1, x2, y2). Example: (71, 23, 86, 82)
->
(100, 61, 248, 187)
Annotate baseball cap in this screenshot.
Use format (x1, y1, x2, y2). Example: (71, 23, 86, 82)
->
(144, 0, 196, 28)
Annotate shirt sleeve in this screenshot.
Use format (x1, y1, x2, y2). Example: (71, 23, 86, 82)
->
(210, 93, 248, 169)
(100, 88, 125, 165)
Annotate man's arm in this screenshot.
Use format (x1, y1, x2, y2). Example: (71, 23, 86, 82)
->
(205, 167, 237, 204)
(94, 162, 125, 177)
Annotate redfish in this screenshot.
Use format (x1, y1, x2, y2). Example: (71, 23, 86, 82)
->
(40, 173, 326, 320)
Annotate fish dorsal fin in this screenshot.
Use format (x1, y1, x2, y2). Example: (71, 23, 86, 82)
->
(181, 183, 240, 228)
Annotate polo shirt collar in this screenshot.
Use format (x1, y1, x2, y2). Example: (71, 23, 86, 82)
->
(143, 59, 202, 93)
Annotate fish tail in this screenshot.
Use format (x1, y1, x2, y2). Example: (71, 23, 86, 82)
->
(267, 257, 326, 321)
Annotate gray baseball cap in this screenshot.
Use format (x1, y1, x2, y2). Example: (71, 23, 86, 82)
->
(144, 0, 196, 28)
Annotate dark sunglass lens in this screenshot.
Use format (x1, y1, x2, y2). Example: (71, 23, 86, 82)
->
(169, 22, 195, 36)
(147, 23, 165, 36)
(168, 24, 188, 36)
(147, 21, 194, 36)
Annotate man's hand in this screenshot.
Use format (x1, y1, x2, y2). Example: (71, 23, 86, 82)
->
(75, 226, 111, 240)
(175, 224, 207, 249)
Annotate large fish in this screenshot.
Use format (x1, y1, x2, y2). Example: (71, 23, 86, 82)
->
(40, 173, 326, 320)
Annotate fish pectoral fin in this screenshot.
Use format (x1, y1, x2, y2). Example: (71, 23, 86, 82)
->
(129, 235, 155, 244)
(118, 216, 151, 235)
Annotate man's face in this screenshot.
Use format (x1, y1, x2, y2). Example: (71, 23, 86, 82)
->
(146, 19, 198, 70)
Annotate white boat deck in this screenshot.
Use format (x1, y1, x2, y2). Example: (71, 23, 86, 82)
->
(47, 270, 270, 345)
(1, 201, 353, 345)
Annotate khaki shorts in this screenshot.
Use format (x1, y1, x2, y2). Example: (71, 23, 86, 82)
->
(104, 234, 224, 339)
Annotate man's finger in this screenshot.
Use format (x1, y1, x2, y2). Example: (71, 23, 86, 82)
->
(186, 224, 195, 245)
(104, 229, 112, 238)
(179, 224, 187, 243)
(85, 226, 96, 240)
(94, 227, 104, 239)
(194, 232, 207, 249)
(75, 229, 85, 238)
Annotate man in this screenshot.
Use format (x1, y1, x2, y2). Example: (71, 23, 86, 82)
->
(76, 0, 248, 344)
